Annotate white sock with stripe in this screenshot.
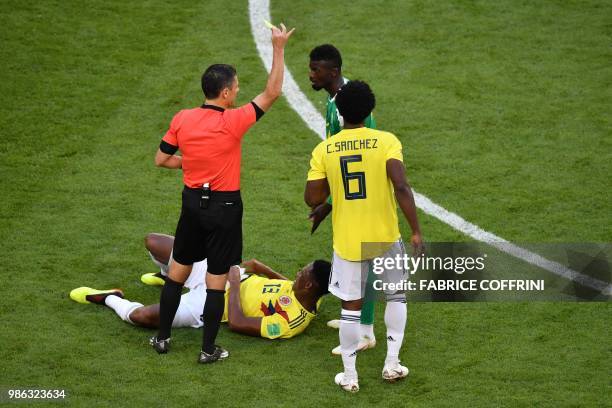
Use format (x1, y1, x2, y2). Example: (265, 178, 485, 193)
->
(384, 300, 407, 366)
(105, 295, 143, 325)
(339, 309, 361, 381)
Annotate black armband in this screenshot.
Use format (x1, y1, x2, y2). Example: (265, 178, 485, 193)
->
(159, 140, 178, 155)
(251, 101, 264, 121)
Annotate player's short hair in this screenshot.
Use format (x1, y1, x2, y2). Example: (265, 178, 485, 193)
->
(312, 259, 332, 295)
(201, 64, 237, 99)
(335, 80, 376, 125)
(309, 44, 342, 69)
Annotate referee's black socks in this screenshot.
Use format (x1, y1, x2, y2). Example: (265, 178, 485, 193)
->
(201, 289, 225, 354)
(157, 277, 184, 340)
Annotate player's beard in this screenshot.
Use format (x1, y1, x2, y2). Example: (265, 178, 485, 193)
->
(311, 83, 323, 91)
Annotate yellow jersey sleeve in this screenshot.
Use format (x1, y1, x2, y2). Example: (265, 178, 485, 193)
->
(307, 141, 327, 181)
(385, 132, 403, 162)
(259, 297, 315, 339)
(260, 313, 292, 339)
(260, 309, 313, 339)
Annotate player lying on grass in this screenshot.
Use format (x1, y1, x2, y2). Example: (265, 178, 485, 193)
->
(70, 233, 331, 348)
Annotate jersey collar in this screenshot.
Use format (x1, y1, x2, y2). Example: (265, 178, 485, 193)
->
(201, 104, 225, 112)
(292, 290, 318, 316)
(328, 77, 350, 102)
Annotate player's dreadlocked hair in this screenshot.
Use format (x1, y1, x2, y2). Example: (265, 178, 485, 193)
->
(309, 44, 342, 69)
(312, 259, 332, 296)
(335, 80, 376, 125)
(201, 64, 237, 99)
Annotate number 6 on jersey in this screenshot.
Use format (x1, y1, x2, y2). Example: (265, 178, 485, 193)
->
(340, 155, 366, 200)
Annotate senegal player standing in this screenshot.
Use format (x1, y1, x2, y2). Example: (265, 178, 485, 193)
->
(308, 44, 378, 356)
(304, 81, 423, 392)
(308, 45, 376, 138)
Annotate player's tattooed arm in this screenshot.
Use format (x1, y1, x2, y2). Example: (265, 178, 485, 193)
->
(241, 259, 289, 281)
(227, 266, 263, 337)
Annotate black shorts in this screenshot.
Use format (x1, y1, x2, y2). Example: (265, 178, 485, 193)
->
(172, 186, 242, 274)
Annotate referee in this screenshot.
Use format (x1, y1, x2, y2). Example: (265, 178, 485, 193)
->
(151, 24, 294, 363)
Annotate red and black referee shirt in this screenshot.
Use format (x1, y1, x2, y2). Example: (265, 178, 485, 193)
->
(160, 102, 264, 191)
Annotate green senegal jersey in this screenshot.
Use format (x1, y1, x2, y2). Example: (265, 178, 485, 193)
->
(325, 78, 376, 138)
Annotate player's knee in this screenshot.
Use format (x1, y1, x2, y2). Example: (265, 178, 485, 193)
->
(144, 233, 156, 251)
(129, 306, 155, 327)
(128, 307, 143, 324)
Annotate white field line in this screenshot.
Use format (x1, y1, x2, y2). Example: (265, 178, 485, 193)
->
(248, 0, 611, 296)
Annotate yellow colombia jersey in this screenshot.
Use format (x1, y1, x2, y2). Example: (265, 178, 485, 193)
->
(308, 127, 403, 261)
(221, 275, 318, 339)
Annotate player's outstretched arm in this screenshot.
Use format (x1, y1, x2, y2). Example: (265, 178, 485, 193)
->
(241, 259, 289, 280)
(226, 267, 263, 337)
(387, 159, 424, 255)
(252, 23, 295, 112)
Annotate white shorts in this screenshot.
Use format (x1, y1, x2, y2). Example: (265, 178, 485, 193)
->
(152, 250, 207, 290)
(183, 259, 207, 290)
(146, 251, 206, 328)
(169, 264, 248, 329)
(329, 239, 407, 301)
(173, 285, 206, 328)
(150, 251, 247, 328)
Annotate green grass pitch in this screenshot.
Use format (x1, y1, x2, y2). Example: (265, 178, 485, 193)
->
(0, 0, 610, 406)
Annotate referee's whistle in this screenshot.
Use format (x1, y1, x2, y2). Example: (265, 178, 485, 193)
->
(200, 183, 211, 209)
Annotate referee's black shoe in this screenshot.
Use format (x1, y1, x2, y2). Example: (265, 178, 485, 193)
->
(198, 346, 229, 364)
(149, 336, 171, 354)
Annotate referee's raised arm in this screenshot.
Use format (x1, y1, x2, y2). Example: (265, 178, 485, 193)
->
(154, 24, 293, 168)
(253, 23, 294, 112)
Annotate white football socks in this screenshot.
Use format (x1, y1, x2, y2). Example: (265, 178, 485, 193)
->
(339, 309, 361, 381)
(105, 295, 143, 325)
(384, 301, 407, 366)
